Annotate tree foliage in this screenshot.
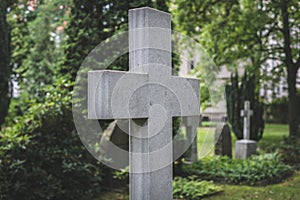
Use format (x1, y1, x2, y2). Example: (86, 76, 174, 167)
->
(0, 83, 104, 200)
(1, 0, 174, 198)
(60, 0, 169, 81)
(171, 0, 300, 137)
(9, 0, 69, 102)
(0, 0, 14, 128)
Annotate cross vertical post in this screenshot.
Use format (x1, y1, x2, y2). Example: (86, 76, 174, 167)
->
(240, 101, 253, 140)
(129, 7, 173, 200)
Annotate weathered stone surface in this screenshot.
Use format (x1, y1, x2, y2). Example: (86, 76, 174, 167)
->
(88, 7, 200, 200)
(130, 118, 173, 200)
(88, 69, 200, 120)
(235, 140, 257, 159)
(183, 116, 199, 163)
(240, 101, 253, 140)
(88, 71, 147, 119)
(235, 101, 256, 159)
(214, 123, 232, 158)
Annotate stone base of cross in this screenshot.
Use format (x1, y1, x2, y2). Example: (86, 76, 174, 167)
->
(235, 101, 257, 159)
(235, 139, 257, 159)
(88, 7, 200, 200)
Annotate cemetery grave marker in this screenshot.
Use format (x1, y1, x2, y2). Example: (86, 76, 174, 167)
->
(88, 7, 200, 200)
(183, 116, 199, 163)
(214, 123, 232, 158)
(235, 101, 257, 159)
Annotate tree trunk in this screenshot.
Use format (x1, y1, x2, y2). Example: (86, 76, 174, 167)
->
(0, 1, 11, 129)
(281, 0, 299, 137)
(287, 66, 299, 137)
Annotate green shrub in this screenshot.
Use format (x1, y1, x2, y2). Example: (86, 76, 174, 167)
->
(0, 83, 104, 200)
(113, 166, 129, 180)
(277, 137, 300, 168)
(173, 176, 223, 199)
(112, 168, 223, 200)
(265, 97, 289, 124)
(183, 155, 293, 186)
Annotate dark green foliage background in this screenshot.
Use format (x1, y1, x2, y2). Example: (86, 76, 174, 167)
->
(265, 91, 300, 124)
(0, 0, 173, 199)
(0, 85, 103, 200)
(0, 0, 13, 127)
(226, 72, 265, 141)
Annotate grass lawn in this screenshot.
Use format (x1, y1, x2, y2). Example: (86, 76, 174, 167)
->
(205, 171, 300, 200)
(197, 125, 237, 158)
(99, 171, 300, 200)
(258, 124, 289, 153)
(197, 126, 216, 158)
(100, 124, 298, 200)
(200, 123, 299, 200)
(197, 123, 289, 158)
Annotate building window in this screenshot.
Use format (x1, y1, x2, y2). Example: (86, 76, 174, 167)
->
(190, 60, 194, 70)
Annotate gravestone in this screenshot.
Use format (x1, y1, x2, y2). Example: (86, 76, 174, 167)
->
(235, 101, 257, 159)
(99, 120, 129, 187)
(88, 7, 200, 200)
(214, 123, 232, 158)
(100, 120, 129, 160)
(183, 116, 199, 163)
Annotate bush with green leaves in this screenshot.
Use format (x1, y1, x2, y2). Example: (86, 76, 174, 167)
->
(0, 82, 104, 200)
(265, 97, 289, 124)
(173, 176, 223, 199)
(277, 137, 300, 168)
(183, 155, 293, 186)
(113, 166, 129, 180)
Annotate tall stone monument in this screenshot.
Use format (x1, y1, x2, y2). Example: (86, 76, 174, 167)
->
(235, 101, 257, 159)
(183, 116, 199, 163)
(88, 7, 200, 200)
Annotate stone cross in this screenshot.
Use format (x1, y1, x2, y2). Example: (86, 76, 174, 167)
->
(240, 101, 253, 140)
(88, 7, 200, 200)
(235, 100, 256, 159)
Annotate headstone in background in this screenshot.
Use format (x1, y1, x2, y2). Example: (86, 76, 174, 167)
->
(235, 101, 257, 159)
(183, 116, 199, 163)
(99, 120, 129, 187)
(214, 123, 232, 158)
(100, 120, 129, 162)
(88, 7, 200, 200)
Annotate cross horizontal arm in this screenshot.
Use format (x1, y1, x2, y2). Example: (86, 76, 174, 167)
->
(170, 77, 200, 117)
(88, 71, 200, 119)
(88, 70, 147, 119)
